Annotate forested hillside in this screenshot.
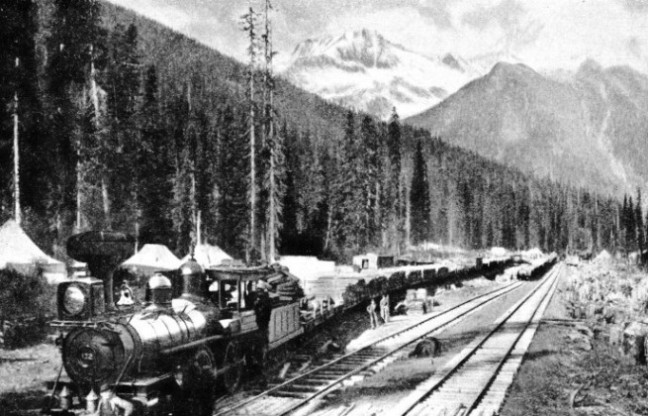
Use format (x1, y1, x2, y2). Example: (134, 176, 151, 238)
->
(0, 0, 630, 263)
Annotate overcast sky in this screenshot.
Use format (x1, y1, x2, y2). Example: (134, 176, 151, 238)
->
(106, 0, 648, 72)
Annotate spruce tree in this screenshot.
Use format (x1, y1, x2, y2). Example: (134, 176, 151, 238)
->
(240, 6, 260, 262)
(410, 141, 431, 244)
(636, 188, 645, 254)
(628, 196, 636, 252)
(359, 115, 380, 247)
(46, 0, 105, 239)
(338, 111, 363, 253)
(386, 108, 402, 251)
(138, 65, 173, 246)
(215, 106, 248, 258)
(260, 0, 285, 261)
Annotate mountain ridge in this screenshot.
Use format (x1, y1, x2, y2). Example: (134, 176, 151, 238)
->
(283, 28, 481, 119)
(405, 60, 648, 197)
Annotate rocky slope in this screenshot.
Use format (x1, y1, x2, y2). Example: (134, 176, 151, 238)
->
(405, 60, 648, 196)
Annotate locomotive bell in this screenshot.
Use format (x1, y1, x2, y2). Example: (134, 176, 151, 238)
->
(179, 258, 206, 300)
(147, 273, 173, 308)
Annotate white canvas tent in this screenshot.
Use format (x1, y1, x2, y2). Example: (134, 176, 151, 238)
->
(121, 244, 181, 275)
(0, 220, 65, 283)
(182, 244, 232, 268)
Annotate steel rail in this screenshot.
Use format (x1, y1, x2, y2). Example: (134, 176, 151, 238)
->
(215, 280, 524, 416)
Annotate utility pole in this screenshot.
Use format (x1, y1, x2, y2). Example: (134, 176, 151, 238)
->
(13, 57, 20, 225)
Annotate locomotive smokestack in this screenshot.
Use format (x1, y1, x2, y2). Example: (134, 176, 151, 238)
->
(67, 231, 134, 308)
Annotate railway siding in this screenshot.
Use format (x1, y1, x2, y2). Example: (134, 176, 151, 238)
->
(394, 263, 562, 416)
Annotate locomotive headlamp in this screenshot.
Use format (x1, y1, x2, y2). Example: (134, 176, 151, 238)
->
(57, 278, 105, 320)
(63, 285, 87, 316)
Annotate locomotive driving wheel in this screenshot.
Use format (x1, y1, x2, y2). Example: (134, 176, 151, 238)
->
(220, 341, 243, 393)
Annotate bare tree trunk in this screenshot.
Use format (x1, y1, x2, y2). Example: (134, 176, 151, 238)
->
(324, 206, 333, 251)
(249, 79, 257, 262)
(375, 181, 381, 247)
(13, 58, 20, 225)
(90, 44, 110, 228)
(196, 210, 202, 246)
(405, 184, 411, 248)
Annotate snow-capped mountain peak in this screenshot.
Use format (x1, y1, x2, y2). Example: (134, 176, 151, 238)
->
(289, 29, 399, 71)
(283, 29, 483, 119)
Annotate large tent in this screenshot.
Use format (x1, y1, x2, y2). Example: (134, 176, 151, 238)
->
(181, 244, 232, 268)
(0, 220, 65, 283)
(121, 244, 182, 276)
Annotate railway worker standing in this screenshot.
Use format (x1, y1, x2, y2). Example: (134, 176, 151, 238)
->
(93, 384, 134, 416)
(255, 278, 273, 342)
(367, 299, 379, 329)
(380, 293, 390, 323)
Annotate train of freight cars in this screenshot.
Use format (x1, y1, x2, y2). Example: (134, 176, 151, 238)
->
(43, 232, 514, 416)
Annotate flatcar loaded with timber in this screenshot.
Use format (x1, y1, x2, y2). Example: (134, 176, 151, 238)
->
(43, 232, 516, 416)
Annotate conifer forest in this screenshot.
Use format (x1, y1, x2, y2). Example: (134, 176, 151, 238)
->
(0, 0, 639, 263)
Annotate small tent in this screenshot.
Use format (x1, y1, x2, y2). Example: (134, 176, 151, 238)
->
(0, 220, 65, 283)
(182, 244, 232, 268)
(121, 244, 181, 276)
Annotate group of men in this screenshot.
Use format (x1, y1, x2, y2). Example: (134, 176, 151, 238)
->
(366, 294, 390, 329)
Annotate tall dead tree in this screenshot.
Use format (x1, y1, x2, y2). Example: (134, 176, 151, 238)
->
(13, 57, 20, 225)
(89, 43, 111, 228)
(241, 5, 259, 263)
(262, 0, 284, 262)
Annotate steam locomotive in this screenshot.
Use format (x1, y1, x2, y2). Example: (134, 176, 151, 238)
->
(45, 232, 306, 416)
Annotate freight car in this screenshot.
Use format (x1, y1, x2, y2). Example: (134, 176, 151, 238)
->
(516, 253, 558, 280)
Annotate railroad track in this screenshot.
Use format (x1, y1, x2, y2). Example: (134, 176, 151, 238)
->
(214, 281, 526, 416)
(393, 262, 563, 416)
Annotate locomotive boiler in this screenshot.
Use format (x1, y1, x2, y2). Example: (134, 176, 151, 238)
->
(46, 232, 303, 416)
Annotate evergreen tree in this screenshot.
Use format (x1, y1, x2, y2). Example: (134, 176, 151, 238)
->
(46, 0, 105, 242)
(621, 195, 628, 253)
(240, 6, 260, 262)
(628, 196, 636, 252)
(106, 22, 143, 231)
(281, 123, 299, 249)
(410, 141, 431, 244)
(386, 108, 402, 251)
(259, 0, 285, 261)
(138, 65, 173, 246)
(336, 111, 363, 253)
(215, 106, 248, 258)
(636, 188, 645, 254)
(359, 115, 380, 247)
